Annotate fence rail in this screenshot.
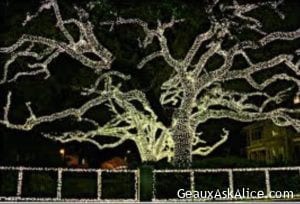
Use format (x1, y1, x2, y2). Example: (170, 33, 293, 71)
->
(152, 166, 300, 202)
(0, 166, 139, 202)
(0, 166, 299, 202)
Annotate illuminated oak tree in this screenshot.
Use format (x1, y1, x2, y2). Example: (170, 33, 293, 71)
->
(0, 0, 174, 163)
(0, 0, 299, 167)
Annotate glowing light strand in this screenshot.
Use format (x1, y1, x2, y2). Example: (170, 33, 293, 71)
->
(101, 0, 300, 166)
(0, 75, 174, 162)
(0, 166, 139, 202)
(0, 166, 299, 201)
(152, 166, 300, 201)
(0, 0, 299, 166)
(0, 0, 113, 84)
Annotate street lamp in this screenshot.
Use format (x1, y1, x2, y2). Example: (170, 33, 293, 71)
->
(59, 148, 65, 156)
(59, 148, 65, 165)
(294, 95, 300, 104)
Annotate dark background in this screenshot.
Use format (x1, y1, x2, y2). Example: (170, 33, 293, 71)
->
(0, 0, 299, 168)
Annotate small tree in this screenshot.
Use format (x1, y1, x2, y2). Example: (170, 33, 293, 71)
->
(0, 0, 299, 167)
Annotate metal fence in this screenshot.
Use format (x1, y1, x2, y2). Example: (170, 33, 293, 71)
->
(0, 166, 299, 202)
(153, 167, 300, 202)
(0, 166, 139, 202)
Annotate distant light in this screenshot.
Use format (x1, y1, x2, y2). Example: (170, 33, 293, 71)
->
(294, 95, 300, 104)
(59, 148, 65, 155)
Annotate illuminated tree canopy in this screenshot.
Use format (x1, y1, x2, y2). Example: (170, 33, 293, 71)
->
(0, 0, 299, 167)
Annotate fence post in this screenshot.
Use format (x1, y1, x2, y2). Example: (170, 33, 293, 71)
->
(190, 171, 195, 202)
(152, 171, 156, 201)
(135, 169, 140, 201)
(97, 170, 102, 200)
(264, 169, 271, 197)
(228, 170, 234, 193)
(16, 168, 23, 198)
(56, 168, 62, 200)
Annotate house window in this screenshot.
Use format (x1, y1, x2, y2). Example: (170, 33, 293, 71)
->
(251, 127, 263, 141)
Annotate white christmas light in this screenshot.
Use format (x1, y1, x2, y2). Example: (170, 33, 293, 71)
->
(0, 0, 299, 168)
(0, 0, 113, 85)
(152, 166, 300, 202)
(0, 166, 139, 202)
(100, 0, 299, 167)
(0, 166, 299, 201)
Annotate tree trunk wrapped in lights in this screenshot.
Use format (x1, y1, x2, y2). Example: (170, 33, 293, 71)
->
(0, 0, 299, 167)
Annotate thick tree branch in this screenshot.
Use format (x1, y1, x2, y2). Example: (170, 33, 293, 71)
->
(0, 0, 113, 84)
(192, 128, 229, 156)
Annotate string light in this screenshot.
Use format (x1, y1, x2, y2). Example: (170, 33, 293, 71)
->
(152, 166, 300, 202)
(101, 0, 299, 167)
(0, 0, 299, 168)
(0, 0, 113, 85)
(0, 166, 139, 202)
